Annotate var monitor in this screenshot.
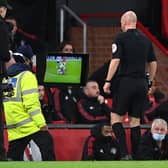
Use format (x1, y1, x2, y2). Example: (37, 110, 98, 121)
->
(43, 53, 89, 87)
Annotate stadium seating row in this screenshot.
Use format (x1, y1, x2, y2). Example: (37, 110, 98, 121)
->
(4, 127, 148, 160)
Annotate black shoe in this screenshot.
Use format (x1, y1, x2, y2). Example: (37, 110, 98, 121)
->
(0, 155, 7, 161)
(0, 148, 7, 161)
(120, 154, 133, 160)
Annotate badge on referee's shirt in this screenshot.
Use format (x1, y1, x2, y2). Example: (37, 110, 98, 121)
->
(112, 43, 117, 54)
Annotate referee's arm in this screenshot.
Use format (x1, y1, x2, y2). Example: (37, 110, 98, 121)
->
(148, 61, 157, 82)
(103, 58, 120, 94)
(106, 58, 120, 81)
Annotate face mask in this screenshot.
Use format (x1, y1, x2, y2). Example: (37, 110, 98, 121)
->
(152, 133, 166, 141)
(99, 136, 112, 143)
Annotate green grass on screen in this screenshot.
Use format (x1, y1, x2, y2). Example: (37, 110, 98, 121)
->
(44, 59, 81, 83)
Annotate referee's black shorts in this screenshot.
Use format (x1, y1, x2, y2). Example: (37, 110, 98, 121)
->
(112, 77, 148, 118)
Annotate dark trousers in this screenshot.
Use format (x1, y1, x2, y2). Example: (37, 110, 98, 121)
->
(7, 131, 56, 161)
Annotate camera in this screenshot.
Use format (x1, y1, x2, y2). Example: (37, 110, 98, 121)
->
(1, 83, 14, 97)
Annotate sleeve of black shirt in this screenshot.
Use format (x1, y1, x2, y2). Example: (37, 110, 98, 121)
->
(147, 42, 157, 62)
(111, 34, 123, 59)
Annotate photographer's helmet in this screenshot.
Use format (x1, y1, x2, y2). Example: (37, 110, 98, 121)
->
(12, 52, 26, 64)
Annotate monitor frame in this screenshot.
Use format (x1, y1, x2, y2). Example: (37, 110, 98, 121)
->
(36, 52, 89, 87)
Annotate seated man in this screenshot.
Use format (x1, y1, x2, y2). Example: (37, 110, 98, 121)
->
(88, 60, 111, 97)
(38, 85, 53, 123)
(136, 118, 168, 160)
(50, 80, 109, 124)
(88, 60, 119, 99)
(144, 88, 167, 124)
(76, 80, 111, 124)
(82, 122, 121, 160)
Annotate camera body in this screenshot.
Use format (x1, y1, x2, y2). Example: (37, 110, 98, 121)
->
(1, 82, 14, 98)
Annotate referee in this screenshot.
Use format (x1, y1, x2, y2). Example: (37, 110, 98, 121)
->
(0, 0, 11, 160)
(103, 11, 157, 160)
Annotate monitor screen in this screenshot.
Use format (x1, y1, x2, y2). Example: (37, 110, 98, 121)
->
(38, 53, 89, 87)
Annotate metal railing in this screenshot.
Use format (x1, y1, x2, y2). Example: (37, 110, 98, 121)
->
(60, 5, 87, 53)
(47, 123, 151, 129)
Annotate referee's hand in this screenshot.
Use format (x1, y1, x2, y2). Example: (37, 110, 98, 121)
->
(103, 82, 111, 94)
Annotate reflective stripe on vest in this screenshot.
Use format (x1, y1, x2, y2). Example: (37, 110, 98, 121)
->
(7, 118, 33, 129)
(7, 109, 41, 129)
(30, 109, 41, 117)
(22, 88, 38, 96)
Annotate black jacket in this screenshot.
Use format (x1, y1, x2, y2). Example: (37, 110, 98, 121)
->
(136, 131, 168, 160)
(146, 100, 168, 123)
(76, 93, 111, 124)
(0, 17, 10, 78)
(82, 123, 121, 160)
(93, 136, 121, 160)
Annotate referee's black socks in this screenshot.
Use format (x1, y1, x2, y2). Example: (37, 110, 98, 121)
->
(131, 126, 140, 158)
(112, 122, 128, 157)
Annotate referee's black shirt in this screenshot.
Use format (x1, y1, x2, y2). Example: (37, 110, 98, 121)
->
(112, 29, 156, 78)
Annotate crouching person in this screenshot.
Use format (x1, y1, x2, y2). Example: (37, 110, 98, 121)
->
(3, 54, 56, 161)
(136, 118, 168, 160)
(82, 122, 121, 160)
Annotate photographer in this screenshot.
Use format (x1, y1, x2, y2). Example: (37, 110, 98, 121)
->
(3, 54, 56, 161)
(0, 0, 12, 160)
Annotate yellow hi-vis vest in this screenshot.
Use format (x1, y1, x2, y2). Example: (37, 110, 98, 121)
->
(3, 71, 46, 141)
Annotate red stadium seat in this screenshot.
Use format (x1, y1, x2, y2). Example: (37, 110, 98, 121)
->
(4, 128, 148, 160)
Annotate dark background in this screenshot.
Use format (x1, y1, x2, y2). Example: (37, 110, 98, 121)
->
(7, 0, 162, 51)
(7, 0, 162, 84)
